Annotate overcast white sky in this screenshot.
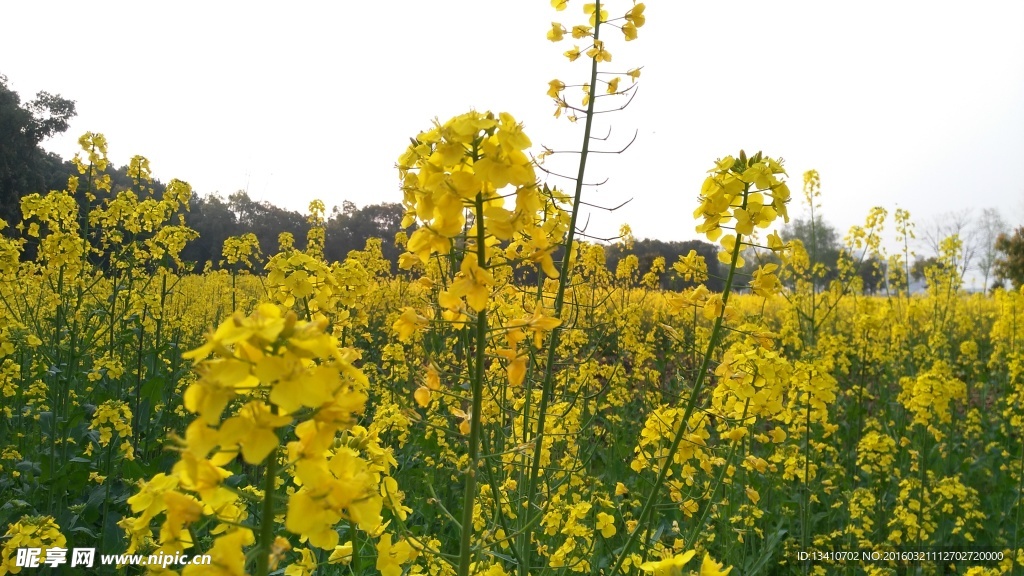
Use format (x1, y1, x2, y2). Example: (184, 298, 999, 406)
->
(3, 1, 1023, 282)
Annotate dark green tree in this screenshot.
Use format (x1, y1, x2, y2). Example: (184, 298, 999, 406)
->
(180, 194, 240, 270)
(0, 74, 76, 226)
(604, 238, 722, 291)
(324, 202, 404, 268)
(226, 191, 307, 257)
(857, 255, 886, 294)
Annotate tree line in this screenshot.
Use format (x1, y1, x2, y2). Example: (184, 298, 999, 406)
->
(3, 74, 1024, 289)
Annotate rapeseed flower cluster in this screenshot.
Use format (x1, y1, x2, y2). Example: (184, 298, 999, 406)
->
(115, 302, 406, 574)
(1, 3, 1022, 575)
(0, 516, 66, 575)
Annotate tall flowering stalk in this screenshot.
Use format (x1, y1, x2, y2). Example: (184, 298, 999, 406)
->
(119, 301, 405, 575)
(610, 151, 791, 573)
(389, 2, 659, 575)
(396, 109, 565, 576)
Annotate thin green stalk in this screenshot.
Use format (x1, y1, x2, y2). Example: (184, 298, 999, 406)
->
(519, 7, 603, 575)
(133, 304, 147, 446)
(45, 264, 66, 513)
(97, 440, 115, 558)
(609, 219, 747, 575)
(685, 400, 750, 548)
(255, 447, 278, 576)
(801, 369, 813, 569)
(457, 191, 491, 576)
(350, 519, 362, 574)
(1012, 437, 1024, 576)
(850, 352, 867, 482)
(916, 429, 928, 547)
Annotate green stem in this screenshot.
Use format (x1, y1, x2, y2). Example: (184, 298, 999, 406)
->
(133, 305, 146, 446)
(45, 264, 66, 513)
(685, 401, 750, 547)
(457, 191, 490, 576)
(255, 447, 278, 576)
(97, 440, 115, 561)
(519, 7, 603, 576)
(917, 429, 928, 547)
(350, 519, 362, 574)
(1012, 434, 1024, 576)
(801, 368, 813, 572)
(609, 220, 746, 575)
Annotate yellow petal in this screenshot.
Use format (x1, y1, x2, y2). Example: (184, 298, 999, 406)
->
(414, 386, 431, 408)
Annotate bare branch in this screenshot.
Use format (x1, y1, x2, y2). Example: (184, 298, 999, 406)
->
(533, 161, 609, 187)
(545, 129, 637, 155)
(590, 126, 612, 142)
(560, 86, 639, 115)
(578, 197, 632, 212)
